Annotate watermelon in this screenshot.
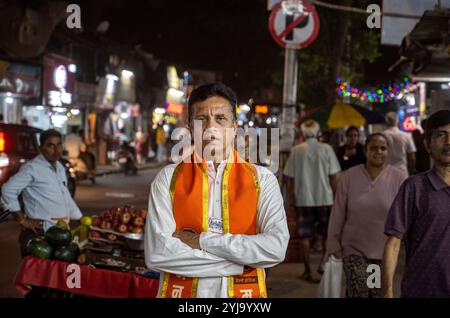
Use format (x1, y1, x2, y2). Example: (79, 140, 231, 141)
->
(26, 238, 53, 259)
(53, 245, 77, 263)
(45, 226, 72, 247)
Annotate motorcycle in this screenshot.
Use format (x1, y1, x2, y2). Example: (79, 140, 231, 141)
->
(63, 151, 96, 185)
(118, 142, 138, 176)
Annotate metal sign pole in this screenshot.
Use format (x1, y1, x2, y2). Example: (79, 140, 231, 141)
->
(280, 46, 298, 151)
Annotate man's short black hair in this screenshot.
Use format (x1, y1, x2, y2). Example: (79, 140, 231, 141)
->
(187, 83, 238, 123)
(425, 110, 450, 140)
(40, 129, 62, 146)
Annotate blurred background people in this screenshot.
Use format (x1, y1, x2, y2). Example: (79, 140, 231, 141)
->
(336, 126, 366, 171)
(155, 124, 167, 163)
(383, 112, 417, 175)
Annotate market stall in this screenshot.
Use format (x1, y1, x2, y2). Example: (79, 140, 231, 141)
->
(14, 257, 158, 298)
(14, 205, 159, 298)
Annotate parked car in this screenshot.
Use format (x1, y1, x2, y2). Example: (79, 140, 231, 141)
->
(0, 124, 42, 190)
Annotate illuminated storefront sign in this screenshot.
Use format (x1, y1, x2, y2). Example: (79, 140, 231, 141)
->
(166, 102, 184, 115)
(43, 54, 76, 107)
(402, 116, 417, 131)
(255, 105, 269, 114)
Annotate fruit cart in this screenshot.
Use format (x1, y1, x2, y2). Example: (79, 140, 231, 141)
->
(14, 205, 159, 298)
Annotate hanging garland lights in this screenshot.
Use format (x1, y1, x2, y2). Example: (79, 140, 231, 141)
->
(336, 76, 419, 104)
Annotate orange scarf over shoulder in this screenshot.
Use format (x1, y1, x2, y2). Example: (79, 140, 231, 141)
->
(160, 150, 267, 298)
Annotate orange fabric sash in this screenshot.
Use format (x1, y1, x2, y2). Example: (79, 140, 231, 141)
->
(160, 150, 267, 298)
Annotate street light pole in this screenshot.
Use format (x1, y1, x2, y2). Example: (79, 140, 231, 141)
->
(280, 46, 298, 152)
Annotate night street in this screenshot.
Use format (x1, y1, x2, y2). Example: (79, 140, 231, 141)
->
(0, 0, 448, 302)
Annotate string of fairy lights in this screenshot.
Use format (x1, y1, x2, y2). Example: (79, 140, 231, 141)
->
(336, 76, 419, 104)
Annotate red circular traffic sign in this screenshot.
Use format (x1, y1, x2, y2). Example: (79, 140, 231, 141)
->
(269, 1, 320, 49)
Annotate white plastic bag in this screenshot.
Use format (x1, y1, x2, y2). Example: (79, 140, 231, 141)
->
(147, 148, 156, 159)
(317, 255, 343, 298)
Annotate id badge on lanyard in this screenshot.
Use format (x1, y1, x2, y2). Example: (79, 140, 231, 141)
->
(208, 217, 223, 234)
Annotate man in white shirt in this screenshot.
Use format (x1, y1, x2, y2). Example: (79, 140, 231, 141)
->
(383, 112, 417, 175)
(283, 120, 341, 283)
(64, 127, 89, 176)
(144, 83, 289, 298)
(1, 129, 83, 257)
(64, 127, 86, 160)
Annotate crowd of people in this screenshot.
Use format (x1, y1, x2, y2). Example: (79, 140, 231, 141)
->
(284, 110, 450, 298)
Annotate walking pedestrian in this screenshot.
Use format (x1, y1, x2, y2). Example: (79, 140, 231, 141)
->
(327, 133, 406, 297)
(284, 120, 341, 283)
(382, 110, 450, 298)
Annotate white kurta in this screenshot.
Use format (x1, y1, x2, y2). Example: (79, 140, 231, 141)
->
(144, 161, 290, 298)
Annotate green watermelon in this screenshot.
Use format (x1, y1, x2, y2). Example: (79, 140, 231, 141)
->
(45, 226, 72, 247)
(52, 245, 77, 263)
(26, 238, 53, 259)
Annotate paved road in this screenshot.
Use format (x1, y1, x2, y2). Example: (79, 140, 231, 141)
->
(0, 167, 404, 298)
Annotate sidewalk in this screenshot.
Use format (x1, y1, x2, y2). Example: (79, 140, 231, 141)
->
(95, 161, 163, 177)
(267, 249, 404, 298)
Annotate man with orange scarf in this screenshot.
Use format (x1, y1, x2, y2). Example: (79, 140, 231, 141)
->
(144, 83, 289, 298)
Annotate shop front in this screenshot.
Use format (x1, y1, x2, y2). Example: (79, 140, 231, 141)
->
(39, 53, 77, 134)
(0, 58, 42, 124)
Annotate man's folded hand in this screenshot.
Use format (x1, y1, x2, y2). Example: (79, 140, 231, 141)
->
(173, 229, 201, 250)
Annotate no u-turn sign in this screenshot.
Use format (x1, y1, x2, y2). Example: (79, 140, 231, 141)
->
(269, 0, 320, 49)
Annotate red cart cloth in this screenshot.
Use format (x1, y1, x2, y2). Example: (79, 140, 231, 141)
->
(14, 256, 159, 298)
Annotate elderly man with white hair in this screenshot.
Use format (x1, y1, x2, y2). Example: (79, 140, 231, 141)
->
(383, 112, 417, 175)
(283, 120, 341, 283)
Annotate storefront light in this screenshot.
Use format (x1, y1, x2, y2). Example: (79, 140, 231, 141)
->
(168, 88, 184, 99)
(266, 118, 272, 125)
(53, 107, 67, 113)
(106, 74, 119, 81)
(248, 121, 254, 127)
(5, 97, 14, 104)
(70, 109, 80, 116)
(120, 112, 129, 119)
(154, 107, 166, 114)
(122, 70, 134, 78)
(51, 114, 67, 128)
(240, 104, 251, 113)
(406, 94, 416, 106)
(68, 64, 77, 73)
(36, 106, 44, 111)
